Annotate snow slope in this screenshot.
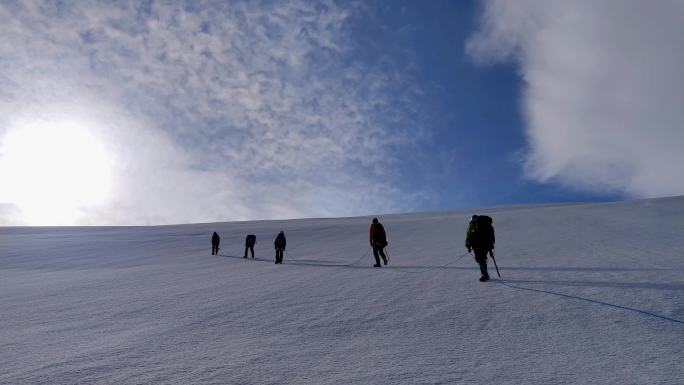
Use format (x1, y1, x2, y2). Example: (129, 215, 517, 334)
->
(1, 197, 683, 384)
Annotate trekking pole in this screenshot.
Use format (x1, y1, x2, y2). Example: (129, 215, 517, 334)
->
(489, 250, 501, 278)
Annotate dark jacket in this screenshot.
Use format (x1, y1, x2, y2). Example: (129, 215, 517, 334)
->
(211, 232, 220, 245)
(369, 223, 387, 247)
(274, 232, 286, 250)
(245, 234, 256, 246)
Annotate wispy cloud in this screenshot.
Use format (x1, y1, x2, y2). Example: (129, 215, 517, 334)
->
(468, 0, 684, 197)
(0, 0, 423, 225)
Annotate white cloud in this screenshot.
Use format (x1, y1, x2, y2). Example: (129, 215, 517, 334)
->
(468, 0, 684, 197)
(0, 1, 422, 225)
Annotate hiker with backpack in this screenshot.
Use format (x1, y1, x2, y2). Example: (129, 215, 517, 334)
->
(274, 231, 286, 264)
(211, 232, 220, 255)
(369, 218, 389, 267)
(465, 215, 496, 281)
(244, 234, 256, 258)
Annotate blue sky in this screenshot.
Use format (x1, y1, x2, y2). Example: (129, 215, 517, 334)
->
(0, 0, 681, 225)
(353, 0, 623, 211)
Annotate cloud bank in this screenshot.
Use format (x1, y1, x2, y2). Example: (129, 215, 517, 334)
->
(0, 1, 422, 225)
(468, 0, 684, 197)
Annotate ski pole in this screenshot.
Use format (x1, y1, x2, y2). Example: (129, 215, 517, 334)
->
(489, 250, 501, 278)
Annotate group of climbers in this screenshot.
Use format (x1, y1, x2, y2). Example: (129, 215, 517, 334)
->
(211, 231, 286, 264)
(211, 215, 496, 281)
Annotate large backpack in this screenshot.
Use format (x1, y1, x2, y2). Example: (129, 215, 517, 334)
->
(470, 215, 495, 250)
(274, 233, 286, 249)
(371, 223, 388, 247)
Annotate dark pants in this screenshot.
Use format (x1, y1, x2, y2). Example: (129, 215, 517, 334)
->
(372, 244, 388, 266)
(244, 244, 254, 258)
(474, 249, 489, 278)
(275, 249, 284, 264)
(212, 243, 220, 255)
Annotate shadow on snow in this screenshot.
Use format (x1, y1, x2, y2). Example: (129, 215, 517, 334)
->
(218, 253, 684, 326)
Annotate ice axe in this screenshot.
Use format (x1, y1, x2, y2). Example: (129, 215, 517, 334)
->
(489, 250, 501, 278)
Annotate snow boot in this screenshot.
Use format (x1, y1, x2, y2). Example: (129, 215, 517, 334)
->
(383, 257, 388, 266)
(373, 263, 381, 267)
(479, 275, 490, 282)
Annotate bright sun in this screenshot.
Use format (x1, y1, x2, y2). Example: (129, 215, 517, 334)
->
(0, 119, 112, 225)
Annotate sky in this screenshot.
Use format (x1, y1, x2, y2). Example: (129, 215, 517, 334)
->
(0, 0, 682, 226)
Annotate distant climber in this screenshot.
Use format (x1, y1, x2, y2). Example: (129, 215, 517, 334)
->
(369, 218, 388, 267)
(244, 234, 256, 259)
(211, 232, 220, 255)
(465, 215, 495, 281)
(274, 231, 286, 264)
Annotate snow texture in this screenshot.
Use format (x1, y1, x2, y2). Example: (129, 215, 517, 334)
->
(1, 197, 683, 384)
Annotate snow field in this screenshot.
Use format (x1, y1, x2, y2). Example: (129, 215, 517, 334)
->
(1, 197, 683, 384)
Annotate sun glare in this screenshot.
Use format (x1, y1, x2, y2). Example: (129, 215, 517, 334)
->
(0, 119, 112, 225)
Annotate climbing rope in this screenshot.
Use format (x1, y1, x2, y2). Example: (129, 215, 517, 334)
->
(494, 278, 684, 325)
(286, 246, 372, 267)
(386, 251, 471, 274)
(225, 241, 472, 274)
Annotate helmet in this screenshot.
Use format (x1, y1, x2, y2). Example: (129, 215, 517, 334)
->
(372, 218, 379, 224)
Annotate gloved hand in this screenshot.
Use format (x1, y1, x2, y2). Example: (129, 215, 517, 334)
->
(467, 247, 472, 253)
